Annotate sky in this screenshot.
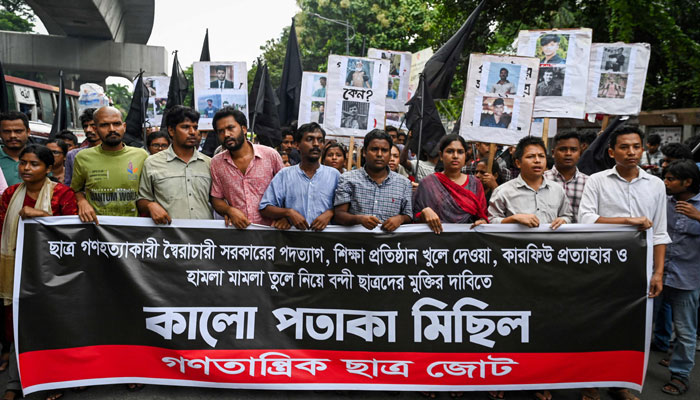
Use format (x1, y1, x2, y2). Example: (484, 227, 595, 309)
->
(34, 0, 300, 89)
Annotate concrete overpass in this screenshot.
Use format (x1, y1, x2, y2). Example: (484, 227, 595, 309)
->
(0, 0, 167, 87)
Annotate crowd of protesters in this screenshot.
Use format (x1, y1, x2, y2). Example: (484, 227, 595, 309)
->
(0, 104, 698, 400)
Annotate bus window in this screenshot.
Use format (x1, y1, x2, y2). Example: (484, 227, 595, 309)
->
(64, 96, 74, 128)
(5, 85, 16, 111)
(39, 91, 54, 123)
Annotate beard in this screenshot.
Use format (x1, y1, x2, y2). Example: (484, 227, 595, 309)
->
(103, 132, 122, 147)
(223, 133, 245, 152)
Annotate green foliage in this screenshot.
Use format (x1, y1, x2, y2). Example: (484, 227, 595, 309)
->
(183, 65, 194, 107)
(0, 0, 34, 32)
(106, 84, 132, 116)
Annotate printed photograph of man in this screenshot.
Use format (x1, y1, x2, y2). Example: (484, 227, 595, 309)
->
(487, 64, 520, 96)
(155, 98, 167, 114)
(312, 76, 327, 98)
(311, 101, 325, 124)
(210, 65, 234, 89)
(203, 99, 219, 118)
(601, 47, 631, 72)
(479, 97, 512, 129)
(197, 95, 222, 115)
(144, 79, 157, 97)
(536, 67, 564, 96)
(597, 73, 628, 99)
(387, 77, 398, 99)
(537, 34, 568, 65)
(341, 101, 369, 130)
(345, 59, 373, 88)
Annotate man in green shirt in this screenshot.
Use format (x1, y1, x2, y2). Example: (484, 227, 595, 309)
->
(71, 106, 148, 222)
(137, 106, 212, 223)
(0, 111, 30, 186)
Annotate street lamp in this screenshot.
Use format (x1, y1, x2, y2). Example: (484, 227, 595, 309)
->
(307, 12, 355, 55)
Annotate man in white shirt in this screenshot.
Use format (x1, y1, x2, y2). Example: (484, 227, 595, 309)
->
(490, 68, 515, 96)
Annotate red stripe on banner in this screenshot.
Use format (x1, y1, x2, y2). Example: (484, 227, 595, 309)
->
(19, 346, 645, 389)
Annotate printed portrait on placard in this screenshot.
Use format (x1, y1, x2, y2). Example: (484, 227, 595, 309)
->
(479, 97, 514, 129)
(536, 34, 570, 65)
(345, 59, 375, 88)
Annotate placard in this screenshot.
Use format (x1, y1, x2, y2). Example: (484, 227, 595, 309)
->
(367, 48, 412, 112)
(324, 55, 389, 137)
(584, 43, 651, 115)
(459, 54, 540, 145)
(409, 47, 433, 99)
(297, 72, 327, 125)
(193, 62, 248, 130)
(517, 28, 592, 119)
(137, 76, 169, 127)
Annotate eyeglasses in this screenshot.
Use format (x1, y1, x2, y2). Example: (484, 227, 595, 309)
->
(149, 144, 170, 149)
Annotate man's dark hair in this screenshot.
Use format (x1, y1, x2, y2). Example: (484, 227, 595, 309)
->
(646, 133, 661, 146)
(514, 136, 546, 160)
(0, 111, 29, 130)
(56, 130, 78, 146)
(164, 105, 200, 129)
(609, 127, 643, 148)
(580, 131, 597, 146)
(385, 125, 398, 135)
(212, 107, 247, 132)
(146, 131, 171, 147)
(553, 131, 581, 146)
(665, 159, 700, 194)
(363, 129, 393, 150)
(79, 108, 96, 128)
(397, 131, 407, 140)
(215, 65, 226, 72)
(295, 122, 326, 142)
(493, 98, 504, 107)
(540, 34, 560, 46)
(319, 77, 326, 82)
(661, 142, 693, 160)
(20, 144, 54, 168)
(500, 68, 508, 75)
(281, 126, 294, 140)
(46, 138, 69, 155)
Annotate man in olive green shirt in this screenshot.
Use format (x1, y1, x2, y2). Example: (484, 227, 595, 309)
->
(72, 106, 148, 222)
(137, 106, 212, 223)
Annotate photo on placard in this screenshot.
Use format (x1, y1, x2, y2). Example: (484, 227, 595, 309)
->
(197, 94, 222, 118)
(536, 33, 570, 65)
(311, 101, 325, 124)
(221, 93, 247, 113)
(387, 76, 399, 99)
(341, 101, 369, 129)
(345, 59, 374, 88)
(597, 73, 628, 99)
(536, 67, 565, 96)
(312, 75, 327, 98)
(209, 64, 235, 89)
(600, 47, 631, 72)
(380, 52, 402, 76)
(486, 63, 521, 96)
(144, 79, 157, 97)
(479, 97, 513, 129)
(146, 100, 155, 119)
(154, 98, 168, 115)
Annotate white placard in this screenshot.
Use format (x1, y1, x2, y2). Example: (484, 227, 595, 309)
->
(78, 83, 110, 115)
(584, 43, 650, 116)
(324, 55, 389, 138)
(367, 48, 412, 112)
(517, 28, 592, 119)
(297, 72, 327, 125)
(193, 62, 248, 130)
(459, 54, 540, 145)
(409, 47, 433, 99)
(529, 118, 557, 138)
(137, 76, 169, 127)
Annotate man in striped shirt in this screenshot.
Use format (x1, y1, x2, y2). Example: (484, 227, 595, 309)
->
(544, 131, 588, 222)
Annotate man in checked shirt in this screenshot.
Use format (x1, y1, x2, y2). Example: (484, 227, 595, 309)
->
(543, 131, 588, 222)
(333, 129, 412, 232)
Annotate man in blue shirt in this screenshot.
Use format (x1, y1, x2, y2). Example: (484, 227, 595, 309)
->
(260, 122, 340, 231)
(659, 159, 700, 395)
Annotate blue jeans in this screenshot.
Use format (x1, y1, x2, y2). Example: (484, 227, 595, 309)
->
(664, 286, 700, 380)
(653, 297, 673, 350)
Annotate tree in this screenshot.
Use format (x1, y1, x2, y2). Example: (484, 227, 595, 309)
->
(105, 84, 132, 116)
(0, 0, 34, 32)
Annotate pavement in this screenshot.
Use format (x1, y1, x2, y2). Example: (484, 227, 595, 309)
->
(1, 346, 697, 400)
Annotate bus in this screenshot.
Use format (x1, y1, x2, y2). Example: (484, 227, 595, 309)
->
(4, 75, 84, 143)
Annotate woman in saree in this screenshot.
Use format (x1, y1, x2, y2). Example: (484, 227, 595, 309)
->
(0, 145, 77, 400)
(413, 134, 488, 234)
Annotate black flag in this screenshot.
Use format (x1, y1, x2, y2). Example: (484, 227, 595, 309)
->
(165, 51, 188, 111)
(0, 59, 8, 113)
(49, 70, 68, 139)
(404, 74, 446, 156)
(250, 63, 282, 147)
(577, 116, 626, 175)
(423, 0, 488, 100)
(277, 18, 303, 126)
(200, 29, 211, 62)
(124, 71, 149, 147)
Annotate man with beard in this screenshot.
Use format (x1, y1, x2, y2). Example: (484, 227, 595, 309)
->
(138, 106, 212, 223)
(259, 122, 339, 231)
(64, 108, 99, 186)
(209, 107, 284, 228)
(71, 106, 149, 222)
(0, 111, 30, 186)
(334, 129, 412, 232)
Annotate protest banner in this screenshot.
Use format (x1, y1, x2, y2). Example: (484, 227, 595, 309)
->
(517, 28, 592, 119)
(409, 47, 433, 99)
(459, 54, 540, 145)
(193, 62, 248, 130)
(135, 76, 169, 128)
(77, 83, 110, 115)
(324, 55, 389, 137)
(297, 72, 327, 125)
(367, 48, 412, 113)
(16, 217, 650, 394)
(584, 43, 651, 115)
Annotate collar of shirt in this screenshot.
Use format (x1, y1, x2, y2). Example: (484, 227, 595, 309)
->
(360, 166, 392, 186)
(221, 141, 260, 170)
(513, 174, 551, 192)
(669, 192, 700, 205)
(0, 147, 13, 160)
(549, 165, 581, 182)
(606, 165, 650, 183)
(293, 163, 326, 181)
(164, 145, 206, 164)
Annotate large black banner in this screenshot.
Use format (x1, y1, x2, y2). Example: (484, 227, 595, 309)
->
(15, 217, 651, 394)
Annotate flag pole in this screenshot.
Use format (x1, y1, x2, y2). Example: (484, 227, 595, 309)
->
(542, 117, 550, 149)
(347, 137, 355, 170)
(413, 73, 425, 177)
